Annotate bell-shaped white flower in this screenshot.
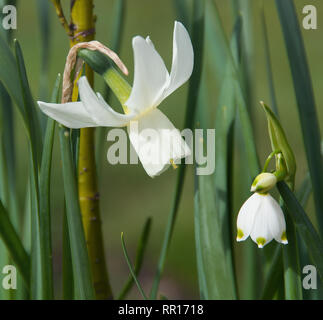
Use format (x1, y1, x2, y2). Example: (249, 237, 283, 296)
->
(236, 193, 288, 248)
(38, 21, 193, 177)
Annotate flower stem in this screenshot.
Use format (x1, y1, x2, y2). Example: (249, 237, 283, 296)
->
(69, 0, 112, 300)
(262, 149, 280, 173)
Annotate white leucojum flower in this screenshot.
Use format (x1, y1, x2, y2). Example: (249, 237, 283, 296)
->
(236, 193, 288, 248)
(38, 21, 193, 177)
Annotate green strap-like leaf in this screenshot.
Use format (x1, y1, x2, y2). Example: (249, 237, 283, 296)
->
(206, 0, 260, 299)
(36, 0, 51, 101)
(194, 174, 236, 299)
(195, 14, 243, 300)
(59, 125, 95, 300)
(275, 0, 323, 233)
(37, 74, 61, 299)
(149, 0, 205, 300)
(277, 181, 323, 281)
(14, 40, 43, 163)
(62, 206, 74, 300)
(0, 200, 30, 287)
(14, 40, 44, 299)
(121, 233, 148, 300)
(261, 4, 279, 116)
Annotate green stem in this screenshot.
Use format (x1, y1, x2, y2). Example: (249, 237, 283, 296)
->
(262, 149, 281, 173)
(121, 233, 148, 300)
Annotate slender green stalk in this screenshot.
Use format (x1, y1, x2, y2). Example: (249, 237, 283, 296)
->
(121, 233, 148, 300)
(37, 0, 51, 102)
(262, 150, 281, 173)
(59, 124, 95, 300)
(62, 207, 74, 300)
(261, 3, 279, 116)
(118, 217, 152, 300)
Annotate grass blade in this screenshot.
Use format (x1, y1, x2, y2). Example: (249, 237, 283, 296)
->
(277, 181, 323, 281)
(36, 0, 51, 101)
(194, 15, 243, 300)
(194, 173, 236, 299)
(235, 0, 255, 110)
(59, 124, 95, 300)
(206, 0, 261, 299)
(261, 5, 279, 116)
(121, 233, 148, 300)
(282, 210, 303, 300)
(118, 217, 152, 300)
(150, 0, 205, 300)
(0, 33, 25, 118)
(275, 0, 323, 232)
(14, 40, 44, 299)
(14, 40, 43, 161)
(0, 200, 30, 287)
(37, 74, 61, 299)
(261, 246, 283, 300)
(62, 207, 74, 300)
(262, 174, 313, 300)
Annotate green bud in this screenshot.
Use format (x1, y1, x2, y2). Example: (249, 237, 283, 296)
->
(260, 102, 296, 188)
(251, 172, 277, 193)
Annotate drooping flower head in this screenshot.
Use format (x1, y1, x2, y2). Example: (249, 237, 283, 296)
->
(236, 192, 288, 248)
(236, 173, 288, 248)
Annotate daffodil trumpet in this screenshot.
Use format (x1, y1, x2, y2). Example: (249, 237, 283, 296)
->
(38, 21, 193, 177)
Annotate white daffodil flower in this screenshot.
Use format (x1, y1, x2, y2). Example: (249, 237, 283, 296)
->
(236, 193, 288, 248)
(38, 21, 193, 177)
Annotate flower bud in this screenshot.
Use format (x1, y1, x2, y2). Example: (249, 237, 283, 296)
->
(261, 102, 296, 186)
(251, 172, 277, 193)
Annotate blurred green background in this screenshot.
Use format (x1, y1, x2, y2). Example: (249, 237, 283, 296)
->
(7, 0, 323, 298)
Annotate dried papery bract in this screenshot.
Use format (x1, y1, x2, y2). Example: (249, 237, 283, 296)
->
(62, 41, 129, 103)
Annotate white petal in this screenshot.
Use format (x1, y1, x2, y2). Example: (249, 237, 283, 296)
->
(265, 195, 288, 244)
(124, 36, 169, 113)
(38, 101, 97, 129)
(161, 21, 194, 100)
(236, 193, 262, 241)
(128, 109, 190, 177)
(250, 194, 277, 248)
(78, 76, 135, 127)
